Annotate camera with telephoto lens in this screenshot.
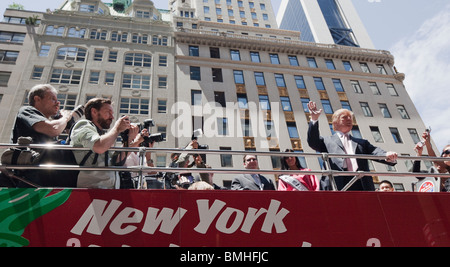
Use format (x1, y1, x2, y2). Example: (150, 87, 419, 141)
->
(120, 119, 164, 147)
(53, 104, 85, 130)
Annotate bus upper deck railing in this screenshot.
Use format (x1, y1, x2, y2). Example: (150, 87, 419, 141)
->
(1, 143, 449, 191)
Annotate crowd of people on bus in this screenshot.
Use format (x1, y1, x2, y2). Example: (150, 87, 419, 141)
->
(1, 84, 449, 191)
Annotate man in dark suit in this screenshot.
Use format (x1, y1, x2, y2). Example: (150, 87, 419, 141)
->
(307, 101, 398, 191)
(231, 155, 276, 190)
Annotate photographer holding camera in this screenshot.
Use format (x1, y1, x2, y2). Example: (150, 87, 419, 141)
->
(8, 84, 81, 187)
(70, 98, 131, 189)
(120, 125, 158, 189)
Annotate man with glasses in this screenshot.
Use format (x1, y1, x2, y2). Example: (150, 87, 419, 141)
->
(231, 155, 275, 190)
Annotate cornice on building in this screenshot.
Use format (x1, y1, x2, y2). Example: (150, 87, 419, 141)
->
(175, 28, 395, 66)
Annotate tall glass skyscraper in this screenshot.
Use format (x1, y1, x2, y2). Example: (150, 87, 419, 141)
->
(277, 0, 375, 48)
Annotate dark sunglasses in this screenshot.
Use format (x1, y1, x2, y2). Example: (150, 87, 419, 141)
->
(442, 150, 450, 156)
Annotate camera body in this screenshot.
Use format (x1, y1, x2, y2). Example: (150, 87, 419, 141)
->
(120, 118, 164, 146)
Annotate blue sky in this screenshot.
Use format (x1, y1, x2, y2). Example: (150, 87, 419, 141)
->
(1, 0, 449, 151)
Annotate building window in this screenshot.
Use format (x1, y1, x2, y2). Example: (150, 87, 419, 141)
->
(132, 33, 148, 44)
(210, 47, 220, 59)
(360, 102, 373, 117)
(220, 147, 233, 167)
(124, 53, 151, 67)
(386, 83, 399, 96)
(111, 31, 128, 42)
(325, 59, 335, 70)
(351, 80, 363, 94)
(119, 97, 149, 115)
(269, 54, 280, 64)
(122, 74, 151, 90)
(31, 66, 44, 80)
(397, 105, 410, 119)
(50, 69, 82, 84)
(57, 93, 77, 110)
(94, 49, 104, 61)
(360, 62, 370, 73)
(288, 55, 299, 66)
(212, 68, 223, 82)
(89, 29, 107, 40)
(80, 4, 96, 12)
(89, 71, 100, 84)
(343, 61, 353, 71)
(189, 45, 199, 57)
(159, 55, 167, 66)
(45, 26, 64, 36)
(158, 99, 167, 113)
(265, 121, 276, 138)
(370, 126, 384, 143)
(281, 96, 292, 111)
(190, 66, 201, 80)
(105, 72, 115, 85)
(158, 76, 167, 88)
(287, 122, 299, 139)
(56, 47, 87, 62)
(233, 70, 244, 84)
(389, 127, 403, 143)
(214, 91, 226, 107)
(321, 99, 333, 114)
(307, 57, 318, 68)
(259, 95, 271, 110)
(39, 44, 51, 57)
(275, 73, 286, 87)
(191, 90, 202, 106)
(332, 79, 344, 92)
(237, 94, 248, 109)
(108, 50, 118, 62)
(68, 27, 86, 38)
(341, 101, 352, 111)
(408, 128, 421, 144)
(250, 51, 260, 63)
(136, 10, 151, 18)
(0, 72, 11, 86)
(0, 50, 19, 63)
(230, 50, 241, 61)
(379, 103, 391, 118)
(377, 64, 387, 74)
(217, 118, 228, 136)
(314, 77, 325, 90)
(295, 76, 306, 89)
(369, 82, 381, 95)
(254, 72, 265, 86)
(301, 98, 310, 113)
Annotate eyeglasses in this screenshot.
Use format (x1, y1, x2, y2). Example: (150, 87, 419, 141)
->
(442, 150, 450, 156)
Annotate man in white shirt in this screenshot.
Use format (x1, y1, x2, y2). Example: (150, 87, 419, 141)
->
(307, 101, 398, 191)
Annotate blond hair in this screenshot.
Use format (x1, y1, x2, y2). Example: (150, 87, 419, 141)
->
(332, 109, 354, 131)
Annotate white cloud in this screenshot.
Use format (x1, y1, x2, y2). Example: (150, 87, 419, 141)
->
(390, 3, 450, 151)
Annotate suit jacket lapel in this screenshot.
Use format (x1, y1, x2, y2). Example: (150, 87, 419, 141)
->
(331, 134, 345, 152)
(243, 174, 259, 188)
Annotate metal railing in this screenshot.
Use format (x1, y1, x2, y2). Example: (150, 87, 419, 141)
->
(1, 143, 450, 191)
